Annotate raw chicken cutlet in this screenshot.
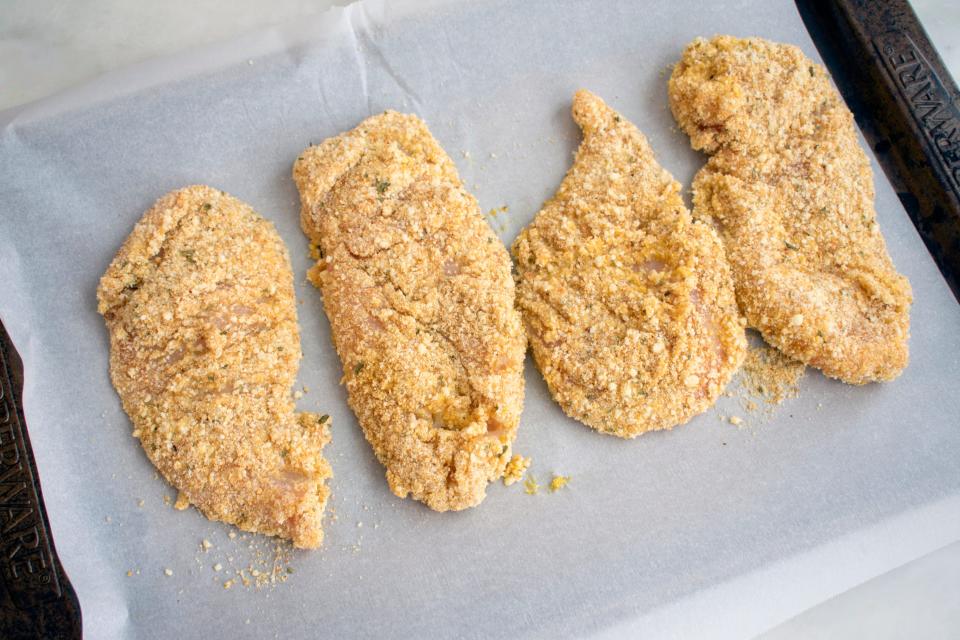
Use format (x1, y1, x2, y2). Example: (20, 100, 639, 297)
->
(293, 112, 526, 511)
(98, 186, 332, 548)
(669, 36, 912, 384)
(512, 90, 746, 437)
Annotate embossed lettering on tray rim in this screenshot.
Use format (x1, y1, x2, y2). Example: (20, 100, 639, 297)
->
(0, 339, 61, 603)
(873, 30, 960, 195)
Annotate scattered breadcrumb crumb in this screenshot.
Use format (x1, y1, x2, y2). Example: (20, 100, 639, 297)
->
(163, 568, 173, 577)
(549, 475, 570, 492)
(173, 492, 190, 511)
(503, 455, 531, 486)
(718, 339, 807, 427)
(524, 474, 540, 495)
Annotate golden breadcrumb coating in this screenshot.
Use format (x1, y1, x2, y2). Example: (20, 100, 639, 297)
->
(512, 90, 746, 437)
(293, 112, 526, 511)
(669, 36, 912, 384)
(98, 186, 332, 548)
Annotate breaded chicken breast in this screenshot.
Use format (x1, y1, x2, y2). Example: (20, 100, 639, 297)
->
(512, 90, 746, 437)
(293, 112, 526, 511)
(98, 186, 332, 548)
(669, 36, 912, 383)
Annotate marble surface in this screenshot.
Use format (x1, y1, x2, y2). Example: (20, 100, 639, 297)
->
(1, 1, 958, 638)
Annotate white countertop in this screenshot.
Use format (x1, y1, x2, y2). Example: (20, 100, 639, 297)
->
(1, 1, 958, 638)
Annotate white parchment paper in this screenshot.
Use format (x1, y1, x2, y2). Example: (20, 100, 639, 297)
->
(1, 1, 959, 638)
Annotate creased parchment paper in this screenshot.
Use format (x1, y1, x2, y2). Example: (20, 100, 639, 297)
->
(1, 1, 959, 638)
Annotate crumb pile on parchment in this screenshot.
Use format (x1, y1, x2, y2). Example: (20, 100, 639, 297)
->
(211, 534, 296, 590)
(740, 342, 806, 406)
(126, 527, 297, 591)
(718, 338, 807, 428)
(195, 529, 297, 591)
